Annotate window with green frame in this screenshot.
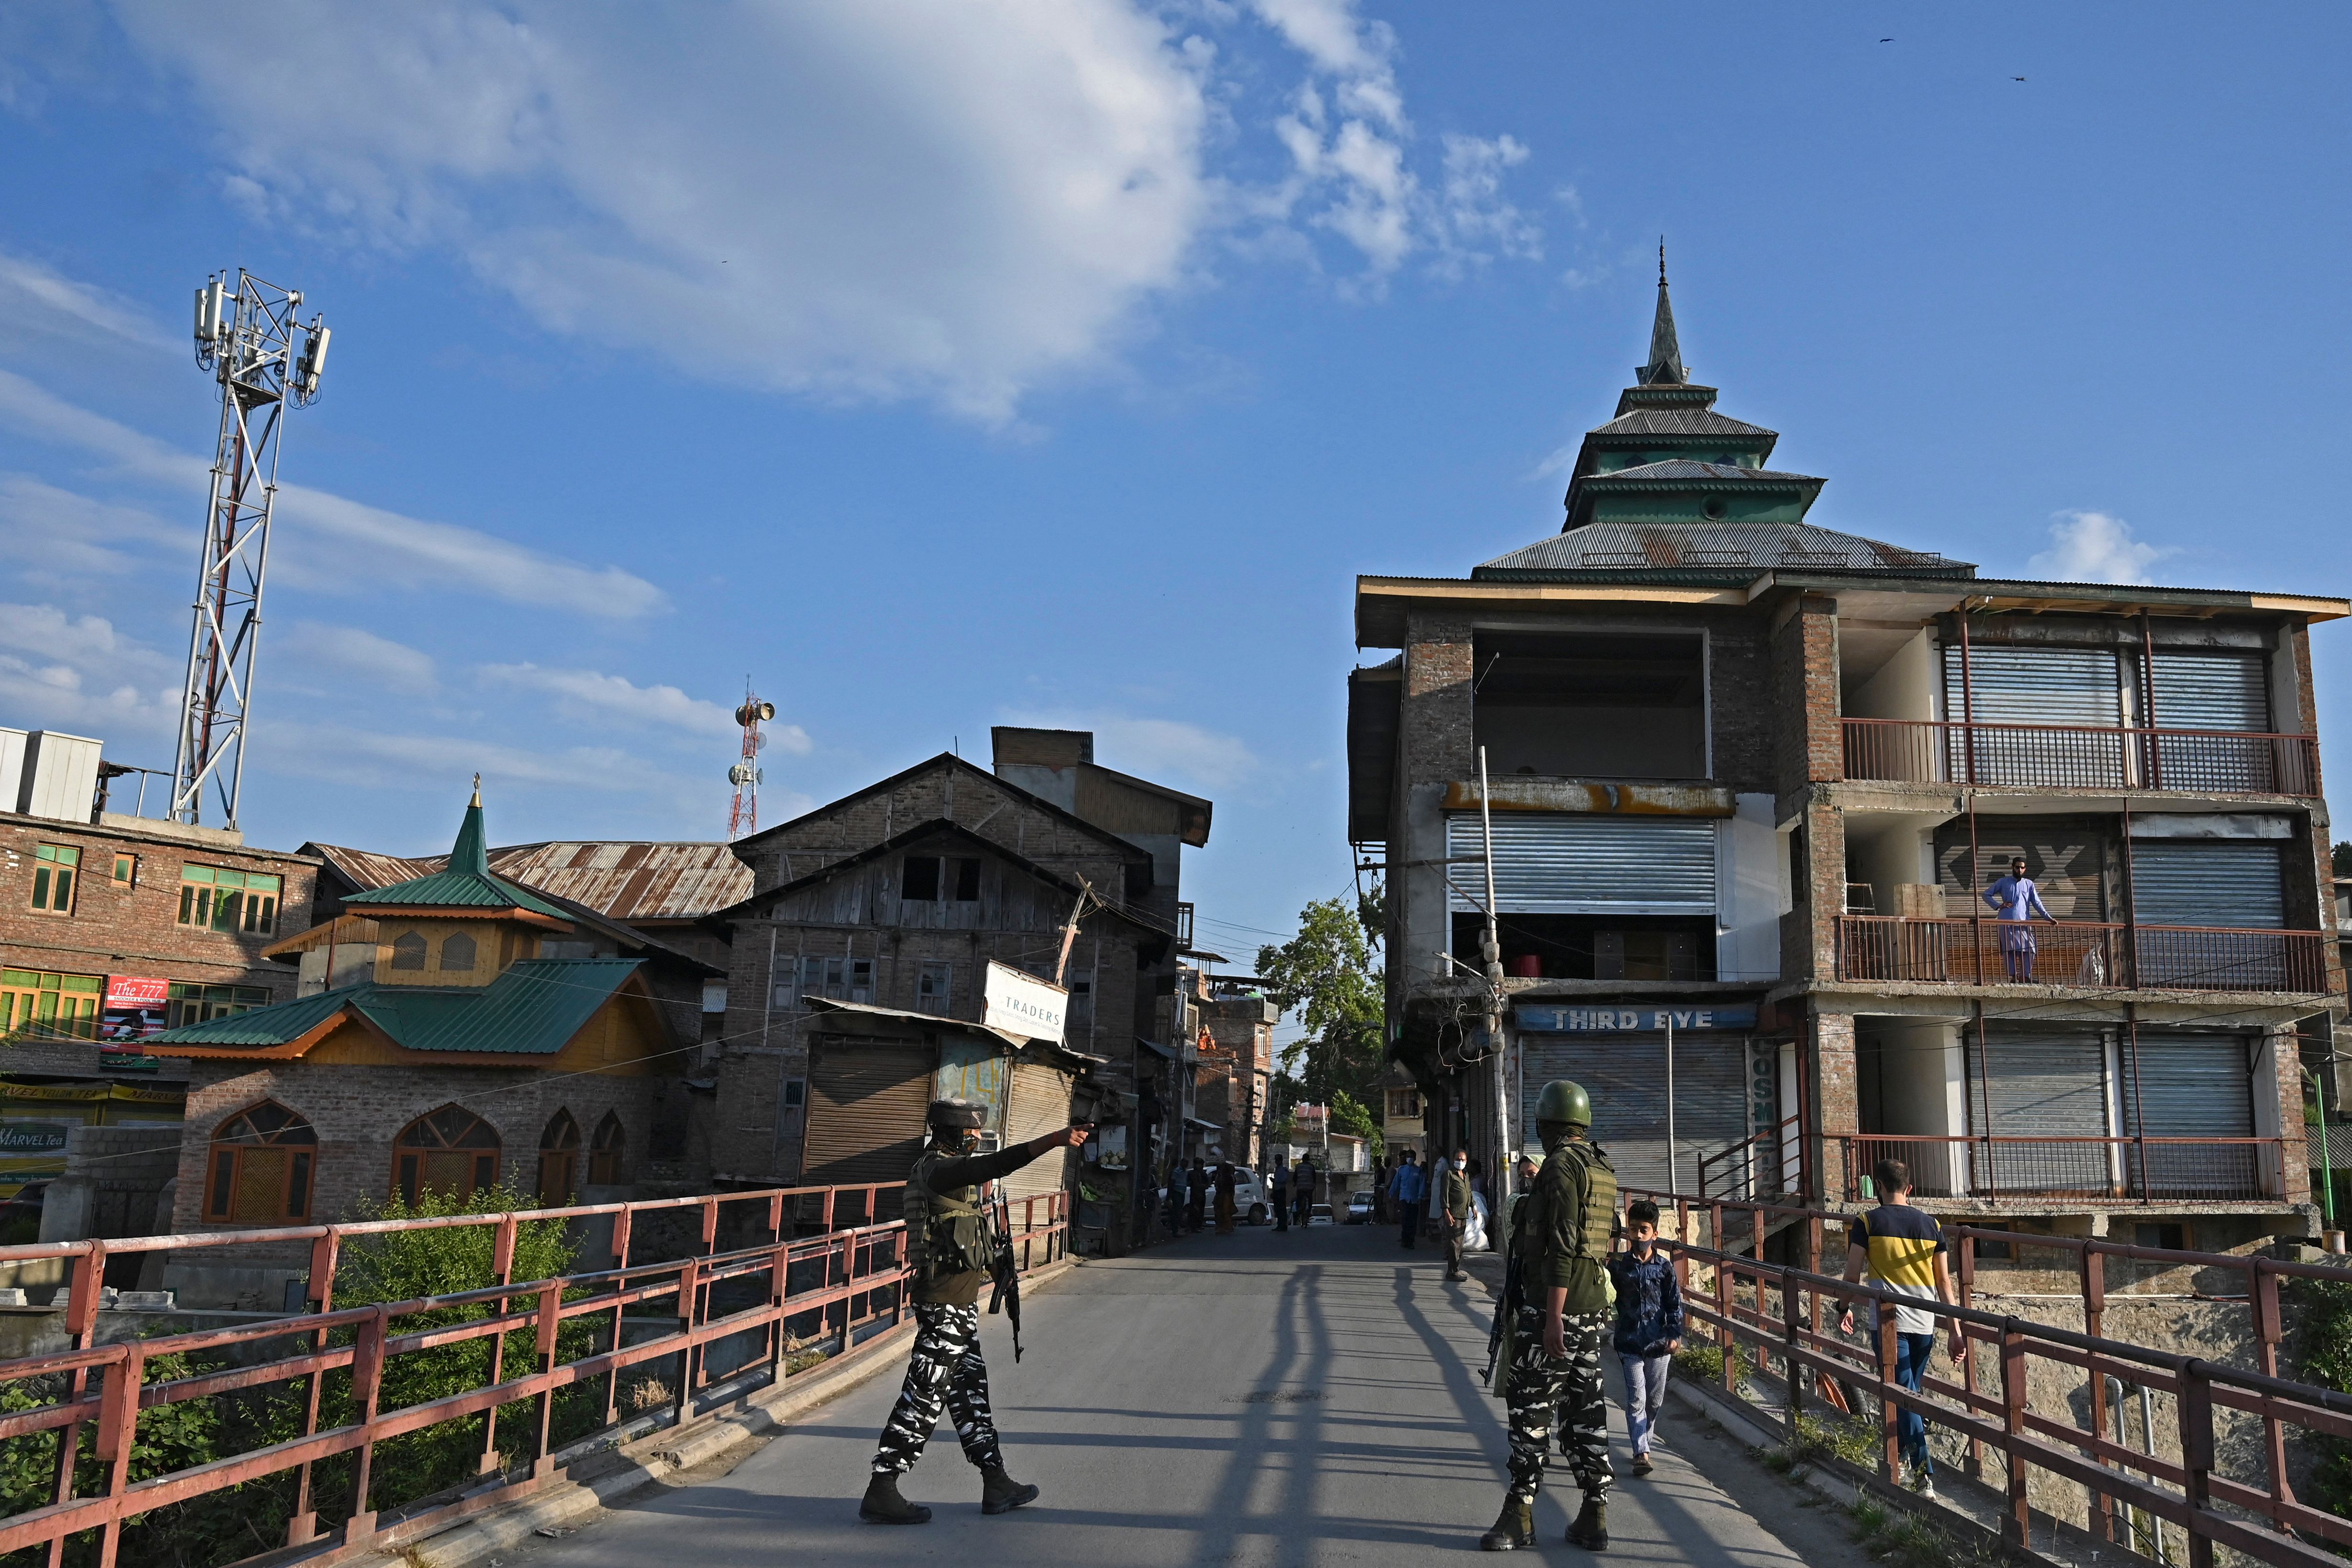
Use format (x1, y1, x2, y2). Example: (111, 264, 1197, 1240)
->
(166, 983, 273, 1030)
(29, 845, 78, 914)
(1, 971, 102, 1038)
(176, 865, 282, 935)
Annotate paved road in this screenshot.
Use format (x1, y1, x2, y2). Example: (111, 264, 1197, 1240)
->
(521, 1221, 1864, 1567)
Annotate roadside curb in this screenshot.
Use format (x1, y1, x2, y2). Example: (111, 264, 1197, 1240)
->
(377, 1255, 1083, 1568)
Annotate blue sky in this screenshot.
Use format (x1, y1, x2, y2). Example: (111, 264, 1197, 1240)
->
(1, 3, 2348, 968)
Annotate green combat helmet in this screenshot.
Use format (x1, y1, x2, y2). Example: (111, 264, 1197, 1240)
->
(1534, 1079, 1591, 1128)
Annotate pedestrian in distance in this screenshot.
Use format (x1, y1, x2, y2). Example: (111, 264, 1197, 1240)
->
(1293, 1156, 1316, 1226)
(1839, 1157, 1962, 1501)
(1480, 1079, 1615, 1554)
(1389, 1148, 1425, 1248)
(1214, 1157, 1237, 1234)
(1185, 1157, 1208, 1234)
(1270, 1156, 1292, 1232)
(1442, 1144, 1473, 1281)
(1605, 1200, 1682, 1478)
(860, 1099, 1094, 1525)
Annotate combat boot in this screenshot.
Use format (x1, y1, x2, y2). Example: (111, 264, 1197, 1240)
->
(858, 1472, 931, 1525)
(980, 1463, 1040, 1515)
(1478, 1497, 1536, 1551)
(1566, 1494, 1608, 1551)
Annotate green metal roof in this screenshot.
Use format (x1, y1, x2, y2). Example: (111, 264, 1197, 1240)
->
(343, 796, 572, 919)
(143, 959, 643, 1056)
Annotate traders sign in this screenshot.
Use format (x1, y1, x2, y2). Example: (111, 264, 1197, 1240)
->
(1515, 1004, 1759, 1034)
(981, 960, 1067, 1044)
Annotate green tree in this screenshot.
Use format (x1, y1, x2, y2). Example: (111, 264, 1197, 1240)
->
(1258, 897, 1385, 1110)
(1330, 1087, 1383, 1162)
(2334, 841, 2352, 878)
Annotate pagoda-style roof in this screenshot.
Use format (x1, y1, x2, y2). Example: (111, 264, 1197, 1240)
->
(140, 958, 646, 1060)
(1479, 519, 1973, 578)
(342, 790, 574, 923)
(1585, 408, 1776, 441)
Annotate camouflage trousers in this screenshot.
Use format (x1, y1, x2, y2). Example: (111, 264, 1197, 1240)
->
(1503, 1306, 1613, 1504)
(871, 1302, 1003, 1474)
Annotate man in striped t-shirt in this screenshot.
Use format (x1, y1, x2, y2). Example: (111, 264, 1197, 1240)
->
(1838, 1158, 1960, 1500)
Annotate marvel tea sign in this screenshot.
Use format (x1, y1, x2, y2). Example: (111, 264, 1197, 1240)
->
(982, 961, 1067, 1044)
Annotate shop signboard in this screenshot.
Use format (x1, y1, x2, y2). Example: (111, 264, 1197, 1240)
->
(1514, 1004, 1759, 1034)
(99, 975, 169, 1041)
(981, 960, 1067, 1044)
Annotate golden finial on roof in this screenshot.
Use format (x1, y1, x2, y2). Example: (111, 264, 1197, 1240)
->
(471, 772, 482, 807)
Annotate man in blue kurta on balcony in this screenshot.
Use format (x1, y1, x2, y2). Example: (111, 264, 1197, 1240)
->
(1981, 855, 2056, 981)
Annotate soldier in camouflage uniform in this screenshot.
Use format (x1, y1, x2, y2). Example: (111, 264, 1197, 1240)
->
(859, 1099, 1093, 1526)
(1481, 1079, 1617, 1553)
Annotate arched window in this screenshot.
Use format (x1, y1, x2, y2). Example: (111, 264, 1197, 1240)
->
(589, 1111, 626, 1186)
(440, 931, 477, 972)
(202, 1102, 317, 1225)
(392, 1104, 501, 1206)
(390, 931, 426, 971)
(537, 1110, 581, 1207)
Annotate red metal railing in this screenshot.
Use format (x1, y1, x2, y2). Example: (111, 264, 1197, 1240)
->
(0, 1181, 1068, 1567)
(1833, 915, 2329, 993)
(1695, 1114, 1806, 1203)
(1842, 717, 2320, 796)
(1832, 1133, 2278, 1204)
(1622, 1183, 2352, 1563)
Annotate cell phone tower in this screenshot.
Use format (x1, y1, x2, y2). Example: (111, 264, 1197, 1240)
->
(728, 681, 775, 838)
(172, 270, 330, 828)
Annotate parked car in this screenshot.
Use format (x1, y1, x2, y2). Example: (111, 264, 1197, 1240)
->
(1231, 1166, 1269, 1224)
(1345, 1190, 1375, 1225)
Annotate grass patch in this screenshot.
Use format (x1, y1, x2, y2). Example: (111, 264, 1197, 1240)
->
(1674, 1342, 1745, 1387)
(1843, 1484, 2005, 1568)
(1787, 1412, 1881, 1470)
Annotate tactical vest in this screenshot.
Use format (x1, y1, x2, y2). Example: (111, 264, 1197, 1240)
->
(1541, 1139, 1617, 1260)
(903, 1146, 988, 1285)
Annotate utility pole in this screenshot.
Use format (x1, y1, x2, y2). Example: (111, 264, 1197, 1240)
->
(173, 270, 329, 827)
(1478, 746, 1512, 1199)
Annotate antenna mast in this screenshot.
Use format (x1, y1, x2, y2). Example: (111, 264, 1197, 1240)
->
(172, 270, 330, 827)
(728, 681, 774, 838)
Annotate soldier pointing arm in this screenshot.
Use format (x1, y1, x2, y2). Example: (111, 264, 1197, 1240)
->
(861, 1099, 1093, 1526)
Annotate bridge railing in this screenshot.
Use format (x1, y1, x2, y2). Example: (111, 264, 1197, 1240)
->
(0, 1181, 1068, 1568)
(1622, 1184, 2351, 1564)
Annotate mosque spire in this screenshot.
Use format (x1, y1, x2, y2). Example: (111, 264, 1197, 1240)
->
(1638, 239, 1686, 386)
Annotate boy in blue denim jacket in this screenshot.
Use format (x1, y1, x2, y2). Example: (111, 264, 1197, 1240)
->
(1604, 1200, 1682, 1476)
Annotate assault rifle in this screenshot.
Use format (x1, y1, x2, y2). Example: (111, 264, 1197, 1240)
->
(987, 1186, 1024, 1362)
(1483, 1250, 1522, 1392)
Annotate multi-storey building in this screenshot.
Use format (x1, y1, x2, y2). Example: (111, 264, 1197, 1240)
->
(708, 729, 1209, 1248)
(1349, 273, 2346, 1253)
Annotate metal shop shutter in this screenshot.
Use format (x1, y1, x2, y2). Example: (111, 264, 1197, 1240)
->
(802, 1037, 933, 1188)
(1944, 646, 2124, 727)
(2129, 840, 2285, 929)
(999, 1060, 1075, 1211)
(2121, 1033, 2254, 1138)
(2149, 652, 2269, 732)
(1447, 815, 1716, 915)
(1967, 1030, 2107, 1136)
(1519, 1034, 1748, 1195)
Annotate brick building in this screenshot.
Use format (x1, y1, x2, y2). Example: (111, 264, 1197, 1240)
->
(1349, 268, 2346, 1252)
(140, 790, 677, 1307)
(0, 727, 321, 1197)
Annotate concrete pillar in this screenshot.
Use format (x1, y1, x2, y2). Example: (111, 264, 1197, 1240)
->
(1808, 1009, 1859, 1203)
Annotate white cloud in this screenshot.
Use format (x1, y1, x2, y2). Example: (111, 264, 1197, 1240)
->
(0, 602, 180, 739)
(2027, 510, 2177, 585)
(277, 621, 437, 695)
(1000, 709, 1257, 789)
(98, 1, 1536, 418)
(477, 662, 813, 754)
(271, 721, 705, 805)
(0, 369, 667, 617)
(0, 473, 182, 585)
(0, 250, 174, 353)
(108, 0, 1214, 423)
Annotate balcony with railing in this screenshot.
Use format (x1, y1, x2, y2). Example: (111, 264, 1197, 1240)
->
(1842, 718, 2320, 795)
(1832, 1133, 2277, 1204)
(1833, 916, 2330, 993)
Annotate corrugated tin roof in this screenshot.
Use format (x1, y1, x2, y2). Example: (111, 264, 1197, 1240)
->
(488, 842, 752, 920)
(1587, 409, 1775, 439)
(308, 839, 748, 922)
(1480, 521, 1975, 576)
(142, 959, 642, 1056)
